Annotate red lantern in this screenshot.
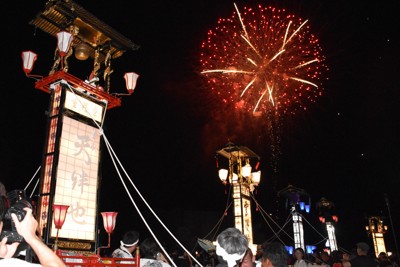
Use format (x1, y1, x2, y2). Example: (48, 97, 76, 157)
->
(52, 204, 69, 251)
(21, 51, 37, 74)
(101, 212, 118, 234)
(56, 31, 74, 57)
(98, 212, 118, 255)
(53, 204, 69, 229)
(124, 72, 139, 93)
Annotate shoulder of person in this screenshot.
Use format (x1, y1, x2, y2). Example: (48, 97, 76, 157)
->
(112, 248, 121, 254)
(141, 259, 158, 267)
(299, 259, 309, 266)
(142, 258, 171, 267)
(112, 249, 123, 256)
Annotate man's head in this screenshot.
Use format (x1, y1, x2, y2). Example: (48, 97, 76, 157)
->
(239, 248, 255, 267)
(293, 248, 305, 260)
(356, 242, 369, 256)
(121, 230, 139, 253)
(216, 227, 249, 267)
(378, 252, 389, 260)
(319, 251, 331, 264)
(261, 242, 288, 267)
(140, 237, 161, 259)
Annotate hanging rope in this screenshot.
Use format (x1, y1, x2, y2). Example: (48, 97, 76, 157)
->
(251, 194, 293, 243)
(23, 165, 41, 199)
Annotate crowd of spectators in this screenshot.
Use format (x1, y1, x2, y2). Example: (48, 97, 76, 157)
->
(1, 182, 398, 267)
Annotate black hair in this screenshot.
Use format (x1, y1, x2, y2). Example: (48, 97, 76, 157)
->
(141, 238, 161, 259)
(262, 242, 288, 267)
(122, 230, 140, 246)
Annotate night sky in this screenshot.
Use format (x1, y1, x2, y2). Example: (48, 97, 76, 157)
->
(2, 0, 400, 257)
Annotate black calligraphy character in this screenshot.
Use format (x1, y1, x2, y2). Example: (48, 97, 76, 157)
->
(74, 134, 92, 165)
(71, 170, 89, 194)
(70, 201, 86, 224)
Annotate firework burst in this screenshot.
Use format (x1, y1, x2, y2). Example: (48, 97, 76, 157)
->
(200, 4, 328, 116)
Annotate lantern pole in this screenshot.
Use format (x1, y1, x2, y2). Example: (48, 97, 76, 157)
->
(97, 212, 118, 255)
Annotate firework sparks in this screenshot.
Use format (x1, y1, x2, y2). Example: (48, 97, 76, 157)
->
(200, 4, 328, 115)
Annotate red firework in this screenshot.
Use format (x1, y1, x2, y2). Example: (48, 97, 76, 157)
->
(200, 4, 328, 116)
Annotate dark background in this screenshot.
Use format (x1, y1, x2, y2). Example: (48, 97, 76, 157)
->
(2, 0, 400, 258)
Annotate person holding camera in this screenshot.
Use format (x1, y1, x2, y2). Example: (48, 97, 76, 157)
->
(0, 204, 66, 266)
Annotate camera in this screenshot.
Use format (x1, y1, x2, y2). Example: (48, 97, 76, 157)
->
(0, 189, 33, 244)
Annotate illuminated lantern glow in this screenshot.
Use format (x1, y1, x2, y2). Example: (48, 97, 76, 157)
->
(218, 169, 229, 182)
(56, 31, 74, 56)
(101, 212, 118, 234)
(251, 171, 261, 185)
(241, 163, 252, 177)
(22, 51, 37, 74)
(285, 246, 294, 255)
(305, 205, 311, 213)
(124, 72, 140, 93)
(306, 245, 316, 254)
(98, 212, 118, 255)
(53, 204, 70, 229)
